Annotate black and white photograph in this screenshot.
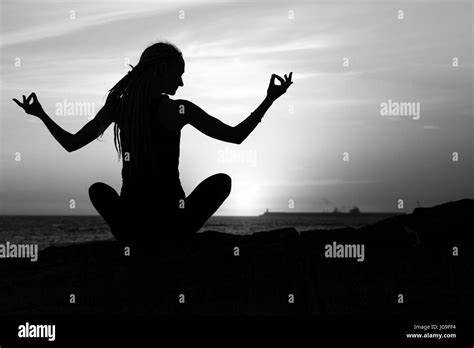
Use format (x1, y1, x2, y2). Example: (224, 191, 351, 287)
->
(0, 0, 473, 345)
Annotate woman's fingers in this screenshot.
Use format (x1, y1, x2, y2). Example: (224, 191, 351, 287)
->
(13, 92, 40, 112)
(274, 74, 285, 84)
(272, 73, 293, 85)
(268, 72, 293, 100)
(12, 98, 23, 108)
(270, 74, 276, 84)
(287, 72, 293, 87)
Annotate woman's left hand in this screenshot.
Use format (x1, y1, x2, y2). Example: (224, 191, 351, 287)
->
(13, 92, 46, 119)
(266, 72, 293, 102)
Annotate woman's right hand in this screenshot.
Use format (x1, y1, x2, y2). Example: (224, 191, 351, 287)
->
(266, 72, 293, 102)
(13, 92, 46, 119)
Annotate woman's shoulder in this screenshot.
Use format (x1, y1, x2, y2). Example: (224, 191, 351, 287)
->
(160, 95, 190, 109)
(157, 95, 190, 130)
(161, 96, 201, 121)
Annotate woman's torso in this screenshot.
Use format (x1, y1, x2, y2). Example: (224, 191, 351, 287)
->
(119, 94, 186, 205)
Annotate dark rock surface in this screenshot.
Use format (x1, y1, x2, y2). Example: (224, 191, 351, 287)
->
(1, 199, 473, 318)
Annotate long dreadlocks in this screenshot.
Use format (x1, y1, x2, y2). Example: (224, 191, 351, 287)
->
(102, 41, 183, 179)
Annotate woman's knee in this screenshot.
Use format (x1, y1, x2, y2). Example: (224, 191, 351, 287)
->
(89, 182, 104, 197)
(88, 183, 120, 207)
(213, 173, 232, 197)
(89, 182, 115, 197)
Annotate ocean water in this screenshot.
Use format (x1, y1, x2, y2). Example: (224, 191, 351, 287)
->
(0, 214, 397, 250)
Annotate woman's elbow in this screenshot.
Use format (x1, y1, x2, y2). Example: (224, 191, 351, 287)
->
(65, 144, 76, 152)
(229, 134, 243, 145)
(229, 128, 243, 144)
(64, 140, 79, 152)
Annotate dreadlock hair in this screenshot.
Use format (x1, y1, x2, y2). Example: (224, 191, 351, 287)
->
(103, 41, 183, 180)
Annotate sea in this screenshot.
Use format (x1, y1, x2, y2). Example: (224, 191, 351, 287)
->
(0, 214, 399, 251)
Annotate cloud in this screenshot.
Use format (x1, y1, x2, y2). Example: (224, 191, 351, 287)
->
(0, 2, 193, 47)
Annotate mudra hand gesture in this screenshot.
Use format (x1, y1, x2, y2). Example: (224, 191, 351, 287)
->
(13, 92, 46, 118)
(266, 72, 293, 102)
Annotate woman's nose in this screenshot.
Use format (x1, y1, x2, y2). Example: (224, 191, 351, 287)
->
(179, 77, 184, 87)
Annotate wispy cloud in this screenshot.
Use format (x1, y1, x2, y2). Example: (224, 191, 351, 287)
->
(0, 1, 211, 47)
(1, 0, 472, 215)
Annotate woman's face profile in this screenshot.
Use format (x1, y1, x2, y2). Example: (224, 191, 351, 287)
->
(157, 59, 185, 96)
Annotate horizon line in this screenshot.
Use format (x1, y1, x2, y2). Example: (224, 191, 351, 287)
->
(0, 211, 407, 217)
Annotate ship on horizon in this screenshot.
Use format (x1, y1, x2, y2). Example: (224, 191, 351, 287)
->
(260, 207, 404, 217)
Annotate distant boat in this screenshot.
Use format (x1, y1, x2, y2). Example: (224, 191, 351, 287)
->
(260, 207, 403, 217)
(330, 206, 360, 215)
(348, 207, 361, 215)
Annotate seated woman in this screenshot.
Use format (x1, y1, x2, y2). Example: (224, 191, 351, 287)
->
(13, 41, 293, 244)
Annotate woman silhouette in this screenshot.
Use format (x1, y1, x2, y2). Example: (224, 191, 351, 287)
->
(13, 41, 293, 244)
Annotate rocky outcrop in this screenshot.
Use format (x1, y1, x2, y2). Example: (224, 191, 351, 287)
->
(1, 199, 472, 318)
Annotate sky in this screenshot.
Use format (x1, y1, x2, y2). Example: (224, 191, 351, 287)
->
(0, 0, 472, 215)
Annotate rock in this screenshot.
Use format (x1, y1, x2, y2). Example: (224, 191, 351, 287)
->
(412, 198, 474, 217)
(0, 199, 472, 318)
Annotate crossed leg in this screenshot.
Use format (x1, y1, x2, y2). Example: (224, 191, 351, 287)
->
(88, 173, 232, 242)
(178, 173, 232, 236)
(88, 182, 126, 241)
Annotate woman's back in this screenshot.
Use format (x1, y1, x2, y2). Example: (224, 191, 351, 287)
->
(119, 94, 185, 205)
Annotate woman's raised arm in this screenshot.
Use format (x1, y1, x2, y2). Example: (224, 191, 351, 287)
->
(179, 97, 272, 144)
(177, 72, 293, 144)
(13, 92, 114, 152)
